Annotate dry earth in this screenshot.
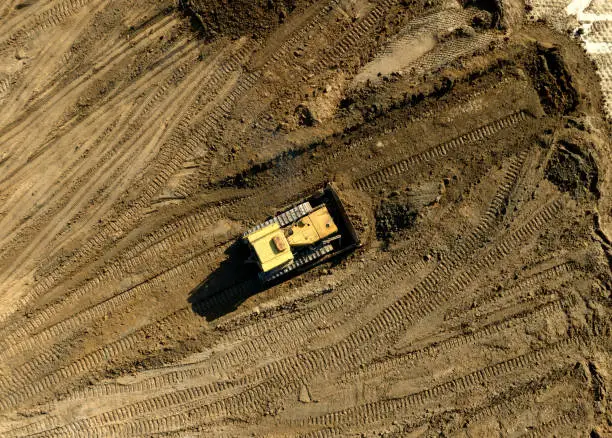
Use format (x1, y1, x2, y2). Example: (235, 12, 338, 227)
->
(0, 0, 611, 436)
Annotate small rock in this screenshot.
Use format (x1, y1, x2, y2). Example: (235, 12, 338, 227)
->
(15, 48, 26, 60)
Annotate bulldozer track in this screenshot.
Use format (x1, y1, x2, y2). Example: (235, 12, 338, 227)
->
(310, 364, 579, 437)
(2, 12, 182, 141)
(11, 0, 370, 311)
(312, 0, 398, 73)
(3, 42, 256, 319)
(379, 9, 474, 57)
(0, 201, 233, 343)
(439, 365, 579, 436)
(38, 334, 586, 438)
(587, 0, 612, 14)
(443, 261, 578, 322)
(343, 296, 574, 383)
(354, 111, 528, 191)
(45, 197, 569, 436)
(0, 0, 100, 56)
(0, 159, 559, 421)
(0, 33, 199, 180)
(299, 335, 586, 431)
(0, 76, 9, 100)
(131, 151, 528, 382)
(207, 259, 429, 374)
(0, 2, 607, 436)
(518, 406, 585, 437)
(0, 279, 263, 423)
(0, 38, 203, 269)
(30, 258, 429, 412)
(0, 31, 536, 410)
(0, 307, 198, 417)
(0, 242, 229, 370)
(357, 197, 566, 347)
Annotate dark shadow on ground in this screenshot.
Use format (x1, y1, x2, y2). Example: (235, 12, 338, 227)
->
(188, 240, 263, 321)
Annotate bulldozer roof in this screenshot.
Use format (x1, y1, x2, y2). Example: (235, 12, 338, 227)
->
(246, 223, 294, 272)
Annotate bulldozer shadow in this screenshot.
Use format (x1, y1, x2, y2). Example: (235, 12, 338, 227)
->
(187, 240, 264, 321)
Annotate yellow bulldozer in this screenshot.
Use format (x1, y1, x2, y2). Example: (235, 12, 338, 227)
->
(243, 184, 360, 283)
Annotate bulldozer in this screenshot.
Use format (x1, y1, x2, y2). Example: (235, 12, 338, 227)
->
(243, 184, 360, 283)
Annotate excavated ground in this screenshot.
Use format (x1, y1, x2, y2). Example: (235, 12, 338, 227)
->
(0, 0, 610, 437)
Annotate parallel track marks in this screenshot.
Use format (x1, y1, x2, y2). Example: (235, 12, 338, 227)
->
(343, 296, 574, 383)
(31, 197, 567, 437)
(200, 151, 528, 375)
(23, 152, 532, 426)
(0, 0, 98, 56)
(518, 406, 585, 437)
(5, 43, 256, 319)
(353, 111, 528, 191)
(0, 201, 233, 346)
(443, 261, 578, 322)
(0, 243, 229, 394)
(299, 335, 587, 432)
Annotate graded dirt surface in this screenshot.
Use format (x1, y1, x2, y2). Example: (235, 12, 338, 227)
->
(0, 0, 611, 437)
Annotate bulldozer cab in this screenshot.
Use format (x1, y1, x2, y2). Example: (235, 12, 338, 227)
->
(246, 223, 294, 272)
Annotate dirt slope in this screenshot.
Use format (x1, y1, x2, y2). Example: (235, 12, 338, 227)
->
(0, 0, 610, 437)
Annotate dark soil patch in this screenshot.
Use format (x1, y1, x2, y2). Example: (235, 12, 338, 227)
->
(527, 45, 578, 115)
(181, 0, 317, 40)
(545, 141, 598, 199)
(375, 194, 418, 244)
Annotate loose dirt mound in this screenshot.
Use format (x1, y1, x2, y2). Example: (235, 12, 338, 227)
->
(183, 0, 317, 39)
(546, 142, 599, 198)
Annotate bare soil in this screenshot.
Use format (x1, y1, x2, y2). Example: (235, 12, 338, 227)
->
(0, 0, 610, 437)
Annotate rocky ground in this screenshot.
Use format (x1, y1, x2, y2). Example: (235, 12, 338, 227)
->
(0, 0, 610, 436)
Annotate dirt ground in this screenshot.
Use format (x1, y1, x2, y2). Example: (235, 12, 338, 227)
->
(0, 0, 610, 436)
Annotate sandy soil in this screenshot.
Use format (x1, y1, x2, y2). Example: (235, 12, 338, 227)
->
(0, 0, 610, 436)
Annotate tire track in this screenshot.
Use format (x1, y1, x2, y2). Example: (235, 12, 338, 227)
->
(34, 151, 528, 408)
(25, 196, 567, 437)
(353, 111, 528, 190)
(0, 42, 209, 315)
(0, 0, 109, 134)
(0, 0, 102, 56)
(298, 335, 587, 433)
(0, 200, 237, 345)
(342, 296, 575, 383)
(0, 75, 10, 100)
(443, 261, 578, 322)
(1, 41, 256, 319)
